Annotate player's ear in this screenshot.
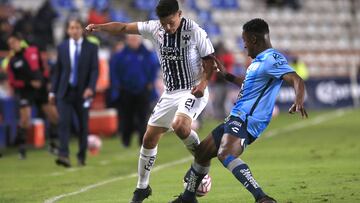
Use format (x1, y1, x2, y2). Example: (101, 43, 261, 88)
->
(251, 34, 257, 44)
(178, 10, 182, 18)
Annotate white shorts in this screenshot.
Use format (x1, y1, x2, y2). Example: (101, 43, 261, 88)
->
(148, 88, 209, 129)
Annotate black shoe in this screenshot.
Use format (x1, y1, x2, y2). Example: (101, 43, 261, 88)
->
(256, 195, 277, 203)
(55, 156, 71, 168)
(77, 159, 86, 167)
(130, 185, 152, 203)
(18, 148, 26, 160)
(169, 194, 198, 203)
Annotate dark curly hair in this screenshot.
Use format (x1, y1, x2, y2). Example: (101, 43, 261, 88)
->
(156, 0, 179, 18)
(243, 18, 269, 35)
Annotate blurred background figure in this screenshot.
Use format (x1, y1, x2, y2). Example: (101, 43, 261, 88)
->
(6, 33, 43, 159)
(50, 19, 98, 167)
(290, 55, 309, 81)
(212, 42, 234, 120)
(109, 35, 159, 147)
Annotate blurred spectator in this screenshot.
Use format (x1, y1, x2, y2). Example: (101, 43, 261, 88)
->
(290, 56, 309, 80)
(33, 0, 57, 50)
(0, 71, 11, 98)
(265, 0, 301, 10)
(0, 19, 12, 50)
(212, 42, 234, 120)
(87, 7, 110, 25)
(50, 19, 98, 167)
(110, 35, 159, 147)
(13, 10, 36, 45)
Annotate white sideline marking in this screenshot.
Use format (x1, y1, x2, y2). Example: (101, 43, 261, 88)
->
(44, 156, 193, 203)
(44, 108, 350, 203)
(264, 108, 347, 138)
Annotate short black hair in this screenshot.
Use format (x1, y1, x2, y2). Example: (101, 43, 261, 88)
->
(67, 17, 84, 28)
(156, 0, 179, 18)
(243, 18, 269, 35)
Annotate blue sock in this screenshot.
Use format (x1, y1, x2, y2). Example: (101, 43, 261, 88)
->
(222, 155, 266, 201)
(182, 162, 209, 201)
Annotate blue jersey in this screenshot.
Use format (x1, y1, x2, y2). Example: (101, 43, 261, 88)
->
(230, 48, 294, 138)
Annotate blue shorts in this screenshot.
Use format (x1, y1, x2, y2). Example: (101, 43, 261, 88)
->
(212, 116, 256, 150)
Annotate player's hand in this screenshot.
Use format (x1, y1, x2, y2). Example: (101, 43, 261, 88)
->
(288, 103, 308, 118)
(191, 82, 206, 98)
(30, 80, 41, 89)
(48, 94, 56, 105)
(83, 88, 94, 99)
(85, 24, 100, 33)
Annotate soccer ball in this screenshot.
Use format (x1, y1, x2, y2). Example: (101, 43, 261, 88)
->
(183, 174, 212, 197)
(87, 134, 102, 155)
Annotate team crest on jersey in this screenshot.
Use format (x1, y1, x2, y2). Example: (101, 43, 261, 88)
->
(182, 34, 191, 44)
(181, 31, 192, 47)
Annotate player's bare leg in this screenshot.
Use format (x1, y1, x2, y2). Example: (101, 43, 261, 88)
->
(17, 106, 32, 159)
(170, 134, 217, 203)
(131, 125, 167, 203)
(218, 134, 276, 203)
(172, 113, 200, 155)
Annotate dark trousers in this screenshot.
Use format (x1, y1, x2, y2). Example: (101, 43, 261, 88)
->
(57, 86, 89, 161)
(118, 89, 150, 147)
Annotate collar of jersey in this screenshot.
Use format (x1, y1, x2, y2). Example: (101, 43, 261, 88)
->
(254, 48, 274, 62)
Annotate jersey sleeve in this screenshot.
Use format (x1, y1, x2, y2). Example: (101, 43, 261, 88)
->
(194, 27, 214, 57)
(137, 20, 158, 40)
(264, 56, 295, 79)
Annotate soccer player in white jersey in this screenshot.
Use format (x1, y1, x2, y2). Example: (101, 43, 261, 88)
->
(86, 0, 217, 202)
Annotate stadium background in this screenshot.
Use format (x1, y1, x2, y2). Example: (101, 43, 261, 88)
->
(0, 0, 359, 202)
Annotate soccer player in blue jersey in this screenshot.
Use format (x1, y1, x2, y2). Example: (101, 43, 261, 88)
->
(170, 18, 308, 203)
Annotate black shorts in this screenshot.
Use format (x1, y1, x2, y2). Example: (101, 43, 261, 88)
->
(16, 87, 48, 107)
(212, 116, 256, 150)
(16, 89, 35, 107)
(33, 87, 49, 106)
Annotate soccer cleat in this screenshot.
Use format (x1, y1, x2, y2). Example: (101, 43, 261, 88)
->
(169, 194, 198, 203)
(183, 168, 191, 183)
(256, 195, 277, 203)
(130, 185, 152, 203)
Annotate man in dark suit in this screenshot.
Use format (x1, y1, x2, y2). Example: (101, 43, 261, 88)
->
(49, 19, 98, 167)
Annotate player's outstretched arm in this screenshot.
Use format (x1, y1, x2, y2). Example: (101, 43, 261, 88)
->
(85, 22, 139, 35)
(213, 56, 244, 86)
(283, 72, 308, 118)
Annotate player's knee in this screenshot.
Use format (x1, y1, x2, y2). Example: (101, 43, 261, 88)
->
(172, 120, 191, 139)
(142, 131, 158, 149)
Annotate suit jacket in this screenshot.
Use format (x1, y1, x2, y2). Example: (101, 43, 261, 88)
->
(52, 38, 98, 99)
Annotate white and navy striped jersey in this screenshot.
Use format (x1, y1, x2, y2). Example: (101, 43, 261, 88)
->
(137, 18, 214, 92)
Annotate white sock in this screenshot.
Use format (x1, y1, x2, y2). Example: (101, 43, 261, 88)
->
(137, 145, 158, 189)
(182, 130, 200, 155)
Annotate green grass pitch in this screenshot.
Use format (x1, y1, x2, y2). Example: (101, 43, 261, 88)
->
(0, 108, 359, 203)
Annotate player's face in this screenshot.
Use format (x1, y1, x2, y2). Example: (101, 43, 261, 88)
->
(67, 20, 83, 40)
(7, 37, 22, 52)
(160, 11, 182, 34)
(242, 31, 256, 59)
